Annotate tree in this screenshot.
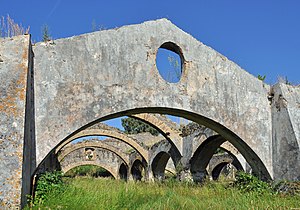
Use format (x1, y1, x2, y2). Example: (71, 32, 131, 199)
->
(121, 117, 159, 136)
(41, 24, 51, 42)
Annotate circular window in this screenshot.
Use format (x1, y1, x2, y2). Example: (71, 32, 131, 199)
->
(156, 42, 184, 83)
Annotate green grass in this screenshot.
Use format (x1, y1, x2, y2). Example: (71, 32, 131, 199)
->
(26, 177, 300, 210)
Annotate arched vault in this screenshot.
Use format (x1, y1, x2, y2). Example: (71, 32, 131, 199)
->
(57, 140, 130, 166)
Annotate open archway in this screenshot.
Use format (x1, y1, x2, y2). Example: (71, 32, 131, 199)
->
(191, 135, 248, 182)
(57, 140, 130, 166)
(151, 151, 171, 181)
(119, 163, 128, 181)
(131, 159, 145, 181)
(208, 152, 244, 181)
(211, 162, 232, 180)
(62, 162, 118, 179)
(54, 126, 149, 163)
(36, 107, 272, 184)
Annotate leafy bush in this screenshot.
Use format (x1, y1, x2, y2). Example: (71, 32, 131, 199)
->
(25, 178, 300, 209)
(28, 171, 64, 206)
(121, 117, 159, 136)
(233, 171, 271, 194)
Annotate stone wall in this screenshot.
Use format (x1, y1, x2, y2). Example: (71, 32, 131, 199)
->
(271, 83, 300, 180)
(0, 35, 34, 208)
(33, 19, 273, 182)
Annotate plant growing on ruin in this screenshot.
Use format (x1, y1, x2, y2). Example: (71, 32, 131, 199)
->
(121, 117, 159, 136)
(233, 171, 271, 194)
(41, 24, 51, 42)
(28, 171, 64, 206)
(257, 74, 266, 82)
(0, 15, 29, 37)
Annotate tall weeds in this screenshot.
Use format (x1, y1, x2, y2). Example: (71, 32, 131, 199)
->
(0, 15, 30, 37)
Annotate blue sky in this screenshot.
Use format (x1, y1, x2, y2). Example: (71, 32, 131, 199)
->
(1, 0, 300, 85)
(1, 0, 299, 85)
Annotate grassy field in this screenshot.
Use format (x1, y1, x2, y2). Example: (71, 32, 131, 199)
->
(27, 177, 300, 210)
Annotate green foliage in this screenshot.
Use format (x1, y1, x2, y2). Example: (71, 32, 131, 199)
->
(233, 171, 271, 194)
(214, 147, 226, 154)
(257, 74, 266, 81)
(41, 24, 51, 42)
(64, 165, 111, 178)
(25, 177, 300, 209)
(28, 171, 64, 206)
(121, 117, 159, 136)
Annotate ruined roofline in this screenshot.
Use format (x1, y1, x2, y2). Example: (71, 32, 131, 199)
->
(31, 18, 271, 88)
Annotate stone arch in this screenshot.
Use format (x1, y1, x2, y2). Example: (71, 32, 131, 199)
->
(211, 162, 231, 180)
(208, 152, 244, 180)
(61, 161, 118, 179)
(130, 113, 183, 156)
(33, 19, 294, 185)
(131, 159, 144, 181)
(55, 128, 148, 163)
(119, 163, 128, 181)
(57, 140, 130, 166)
(190, 135, 239, 182)
(190, 135, 225, 182)
(219, 141, 247, 171)
(4, 18, 300, 209)
(148, 139, 178, 179)
(217, 148, 244, 173)
(37, 108, 272, 183)
(151, 151, 171, 181)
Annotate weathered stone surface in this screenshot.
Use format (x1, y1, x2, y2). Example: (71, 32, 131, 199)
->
(208, 154, 237, 180)
(60, 147, 122, 179)
(33, 19, 274, 182)
(55, 127, 149, 161)
(271, 83, 300, 180)
(58, 140, 130, 165)
(0, 35, 33, 208)
(1, 19, 299, 208)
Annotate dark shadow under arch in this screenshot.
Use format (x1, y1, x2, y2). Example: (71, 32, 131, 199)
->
(151, 151, 171, 181)
(119, 163, 128, 181)
(131, 159, 144, 181)
(191, 136, 246, 182)
(212, 162, 232, 180)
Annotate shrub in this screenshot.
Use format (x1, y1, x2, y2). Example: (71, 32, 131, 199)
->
(233, 171, 271, 194)
(29, 171, 64, 206)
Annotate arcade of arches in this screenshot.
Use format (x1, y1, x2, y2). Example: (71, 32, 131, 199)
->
(1, 19, 299, 209)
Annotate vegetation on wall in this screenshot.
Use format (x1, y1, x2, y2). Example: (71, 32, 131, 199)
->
(41, 24, 51, 42)
(121, 117, 159, 136)
(28, 171, 64, 206)
(0, 15, 29, 37)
